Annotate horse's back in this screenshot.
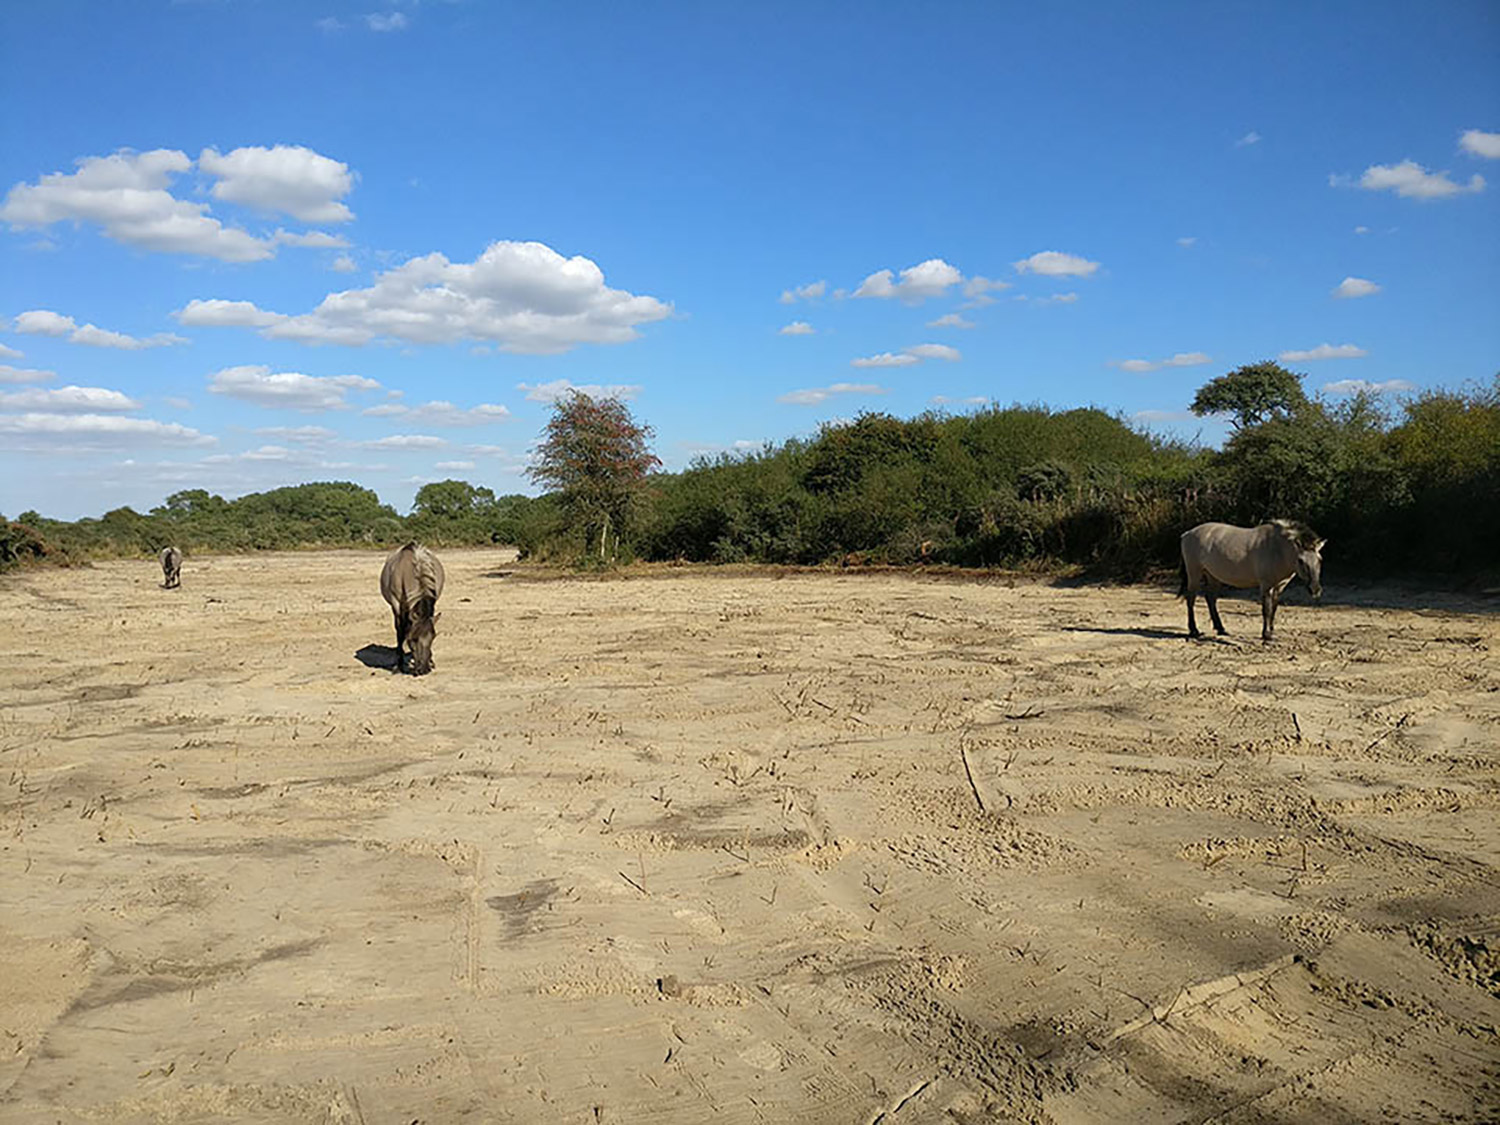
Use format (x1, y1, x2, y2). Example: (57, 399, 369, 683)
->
(381, 542, 442, 609)
(1181, 522, 1269, 587)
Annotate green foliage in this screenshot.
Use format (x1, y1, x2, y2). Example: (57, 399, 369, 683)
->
(528, 392, 660, 561)
(1191, 361, 1309, 430)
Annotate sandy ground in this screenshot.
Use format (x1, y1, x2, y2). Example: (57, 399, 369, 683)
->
(1, 549, 1498, 1124)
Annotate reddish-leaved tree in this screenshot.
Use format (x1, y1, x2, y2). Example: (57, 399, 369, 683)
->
(528, 392, 660, 559)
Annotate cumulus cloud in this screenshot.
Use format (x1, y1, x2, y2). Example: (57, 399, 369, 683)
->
(931, 395, 990, 407)
(1321, 378, 1415, 395)
(362, 400, 511, 426)
(779, 280, 827, 304)
(854, 258, 964, 304)
(1350, 160, 1484, 199)
(928, 313, 975, 329)
(177, 240, 671, 353)
(1235, 131, 1262, 148)
(207, 365, 380, 410)
(1460, 129, 1500, 159)
(0, 343, 20, 359)
(366, 12, 409, 31)
(0, 149, 275, 261)
(0, 385, 140, 412)
(777, 382, 885, 406)
(14, 308, 186, 349)
(254, 425, 335, 443)
(1279, 343, 1368, 362)
(517, 379, 642, 403)
(963, 276, 1009, 298)
(1177, 236, 1198, 247)
(1112, 351, 1211, 373)
(435, 460, 475, 471)
(1015, 292, 1079, 304)
(0, 413, 214, 447)
(779, 321, 815, 335)
(1332, 276, 1381, 299)
(1014, 251, 1100, 277)
(362, 433, 447, 449)
(331, 254, 358, 273)
(905, 343, 961, 362)
(850, 352, 919, 368)
(199, 145, 356, 223)
(0, 364, 57, 384)
(274, 229, 349, 248)
(1132, 409, 1199, 424)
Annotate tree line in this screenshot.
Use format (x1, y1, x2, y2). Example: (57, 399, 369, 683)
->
(4, 365, 1497, 580)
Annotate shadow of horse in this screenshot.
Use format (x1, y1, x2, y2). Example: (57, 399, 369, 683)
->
(355, 644, 402, 671)
(1059, 625, 1187, 641)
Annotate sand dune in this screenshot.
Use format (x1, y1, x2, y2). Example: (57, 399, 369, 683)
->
(2, 550, 1497, 1123)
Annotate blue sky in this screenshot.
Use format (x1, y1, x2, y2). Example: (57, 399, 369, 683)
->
(2, 1, 1496, 520)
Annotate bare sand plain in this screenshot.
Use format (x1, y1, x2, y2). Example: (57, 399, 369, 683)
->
(1, 548, 1498, 1124)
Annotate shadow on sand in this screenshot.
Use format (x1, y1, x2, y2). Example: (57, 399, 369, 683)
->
(355, 644, 401, 671)
(1060, 625, 1184, 641)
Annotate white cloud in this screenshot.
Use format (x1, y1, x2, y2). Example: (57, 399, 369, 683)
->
(778, 280, 826, 304)
(0, 343, 21, 359)
(1112, 351, 1211, 373)
(1177, 236, 1198, 247)
(778, 382, 885, 406)
(14, 308, 186, 349)
(0, 364, 57, 384)
(1354, 225, 1370, 235)
(0, 385, 141, 412)
(0, 149, 275, 261)
(200, 145, 356, 223)
(1321, 378, 1415, 396)
(163, 397, 192, 410)
(177, 240, 671, 353)
(0, 413, 215, 446)
(1354, 160, 1484, 199)
(1279, 343, 1368, 362)
(930, 395, 990, 407)
(176, 299, 284, 329)
(274, 229, 349, 249)
(362, 433, 447, 449)
(331, 254, 358, 273)
(962, 276, 1009, 297)
(1460, 129, 1500, 159)
(779, 320, 815, 335)
(435, 461, 476, 471)
(317, 16, 344, 32)
(362, 400, 511, 426)
(1235, 131, 1262, 148)
(366, 12, 409, 31)
(851, 352, 919, 368)
(1014, 251, 1100, 277)
(854, 258, 963, 304)
(254, 425, 335, 443)
(1332, 276, 1381, 299)
(905, 343, 961, 362)
(517, 378, 641, 403)
(207, 364, 380, 411)
(928, 313, 975, 329)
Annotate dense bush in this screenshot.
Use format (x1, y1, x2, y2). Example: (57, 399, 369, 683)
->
(9, 376, 1496, 583)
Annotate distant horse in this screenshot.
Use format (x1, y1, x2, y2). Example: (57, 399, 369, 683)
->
(160, 546, 183, 589)
(380, 542, 446, 675)
(1180, 520, 1325, 642)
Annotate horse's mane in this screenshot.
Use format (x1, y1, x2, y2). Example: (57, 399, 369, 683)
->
(404, 541, 440, 613)
(1269, 518, 1321, 548)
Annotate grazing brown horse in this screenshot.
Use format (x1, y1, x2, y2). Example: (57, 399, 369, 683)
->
(160, 546, 183, 589)
(1180, 520, 1325, 642)
(380, 542, 445, 674)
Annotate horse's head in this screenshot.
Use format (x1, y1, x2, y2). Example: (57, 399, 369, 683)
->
(405, 609, 440, 675)
(1295, 538, 1326, 600)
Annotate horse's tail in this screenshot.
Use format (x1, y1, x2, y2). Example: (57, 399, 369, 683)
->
(1176, 561, 1188, 599)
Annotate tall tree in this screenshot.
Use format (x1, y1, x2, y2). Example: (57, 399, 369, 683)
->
(1191, 361, 1309, 430)
(528, 392, 660, 559)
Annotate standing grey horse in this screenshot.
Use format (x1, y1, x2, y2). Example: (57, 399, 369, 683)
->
(1180, 520, 1325, 642)
(160, 546, 183, 589)
(380, 542, 446, 675)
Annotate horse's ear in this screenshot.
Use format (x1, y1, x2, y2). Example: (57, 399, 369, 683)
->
(1315, 538, 1327, 552)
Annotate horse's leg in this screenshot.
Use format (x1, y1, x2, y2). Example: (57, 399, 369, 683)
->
(393, 608, 408, 669)
(1261, 585, 1276, 642)
(1184, 560, 1203, 639)
(1205, 576, 1228, 635)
